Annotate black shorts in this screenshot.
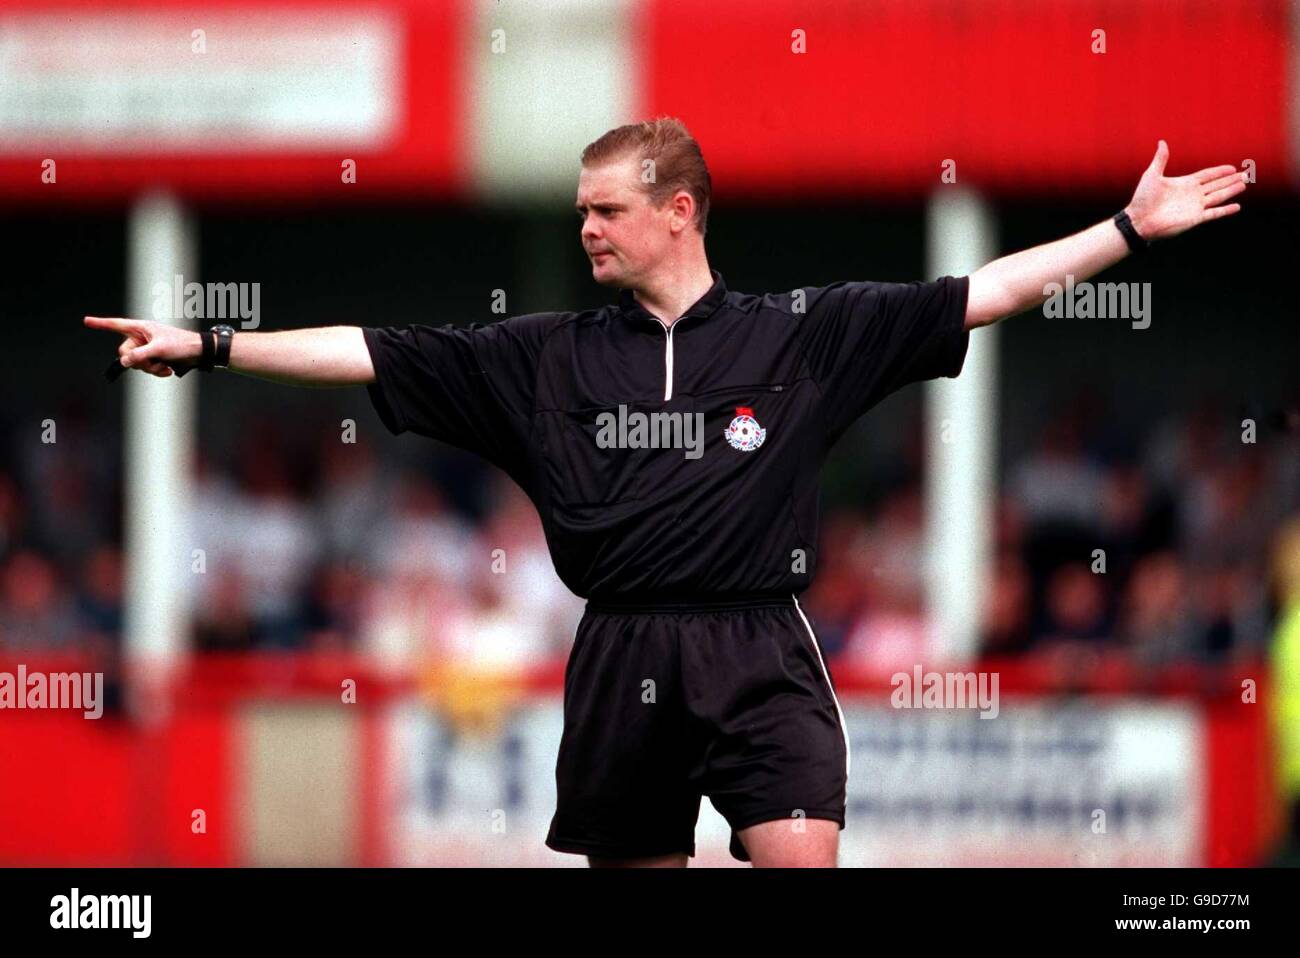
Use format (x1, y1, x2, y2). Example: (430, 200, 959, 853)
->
(544, 595, 850, 862)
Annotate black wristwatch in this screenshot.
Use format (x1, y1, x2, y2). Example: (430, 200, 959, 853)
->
(1113, 210, 1150, 253)
(198, 324, 235, 371)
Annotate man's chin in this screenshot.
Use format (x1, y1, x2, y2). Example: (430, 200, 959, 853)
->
(590, 263, 622, 286)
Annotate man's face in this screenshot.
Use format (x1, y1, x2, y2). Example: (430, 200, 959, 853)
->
(575, 154, 678, 287)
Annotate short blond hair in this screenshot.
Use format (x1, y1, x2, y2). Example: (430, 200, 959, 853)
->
(581, 117, 712, 236)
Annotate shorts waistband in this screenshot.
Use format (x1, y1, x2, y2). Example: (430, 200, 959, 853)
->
(584, 593, 797, 615)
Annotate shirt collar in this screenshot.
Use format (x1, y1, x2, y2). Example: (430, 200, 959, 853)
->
(618, 268, 727, 326)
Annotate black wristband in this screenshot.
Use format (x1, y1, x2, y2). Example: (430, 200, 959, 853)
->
(1114, 210, 1149, 253)
(197, 329, 217, 371)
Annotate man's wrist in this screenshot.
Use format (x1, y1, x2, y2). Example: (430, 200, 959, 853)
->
(1115, 207, 1151, 252)
(1120, 206, 1151, 242)
(187, 330, 206, 361)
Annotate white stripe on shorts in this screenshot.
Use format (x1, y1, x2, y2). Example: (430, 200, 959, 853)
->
(792, 594, 851, 781)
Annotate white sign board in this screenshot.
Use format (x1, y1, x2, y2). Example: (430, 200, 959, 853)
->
(382, 695, 1203, 867)
(0, 11, 401, 152)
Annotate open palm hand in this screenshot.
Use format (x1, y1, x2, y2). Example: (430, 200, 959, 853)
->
(1125, 140, 1248, 242)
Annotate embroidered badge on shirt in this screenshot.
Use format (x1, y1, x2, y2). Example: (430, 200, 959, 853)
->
(724, 406, 766, 452)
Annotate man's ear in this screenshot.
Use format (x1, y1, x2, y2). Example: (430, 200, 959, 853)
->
(670, 191, 695, 234)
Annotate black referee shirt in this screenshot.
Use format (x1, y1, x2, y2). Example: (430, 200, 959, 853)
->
(363, 268, 970, 604)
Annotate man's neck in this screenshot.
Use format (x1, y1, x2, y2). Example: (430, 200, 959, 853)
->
(631, 263, 714, 327)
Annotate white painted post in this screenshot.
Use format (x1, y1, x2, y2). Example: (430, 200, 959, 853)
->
(124, 193, 197, 719)
(923, 189, 999, 665)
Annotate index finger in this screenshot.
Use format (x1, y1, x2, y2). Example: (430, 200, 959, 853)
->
(84, 315, 143, 334)
(1192, 165, 1239, 184)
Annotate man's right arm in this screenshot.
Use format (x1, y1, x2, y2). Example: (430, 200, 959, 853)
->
(84, 317, 375, 386)
(224, 326, 374, 386)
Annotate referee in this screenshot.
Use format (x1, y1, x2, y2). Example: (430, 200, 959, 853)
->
(87, 118, 1246, 867)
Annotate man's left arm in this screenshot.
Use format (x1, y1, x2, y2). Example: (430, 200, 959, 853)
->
(964, 140, 1249, 330)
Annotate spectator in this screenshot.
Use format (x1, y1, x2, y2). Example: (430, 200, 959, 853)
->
(0, 550, 80, 650)
(368, 471, 474, 588)
(231, 433, 319, 648)
(316, 435, 389, 560)
(302, 560, 369, 653)
(1117, 551, 1196, 665)
(981, 552, 1033, 656)
(193, 566, 256, 653)
(1035, 562, 1112, 650)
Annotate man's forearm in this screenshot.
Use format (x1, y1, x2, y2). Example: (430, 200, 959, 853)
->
(965, 214, 1134, 329)
(224, 326, 375, 386)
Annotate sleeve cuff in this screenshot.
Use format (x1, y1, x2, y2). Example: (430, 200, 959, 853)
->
(362, 326, 406, 436)
(941, 275, 972, 379)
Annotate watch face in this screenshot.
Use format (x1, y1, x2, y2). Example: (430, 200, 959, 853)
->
(211, 324, 236, 334)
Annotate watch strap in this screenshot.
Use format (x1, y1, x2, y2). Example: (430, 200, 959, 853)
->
(197, 328, 217, 371)
(1113, 210, 1149, 253)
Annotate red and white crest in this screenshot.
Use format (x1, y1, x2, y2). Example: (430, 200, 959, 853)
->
(724, 406, 766, 452)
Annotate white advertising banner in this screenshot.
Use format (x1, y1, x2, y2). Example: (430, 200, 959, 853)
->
(0, 10, 401, 152)
(382, 695, 1203, 867)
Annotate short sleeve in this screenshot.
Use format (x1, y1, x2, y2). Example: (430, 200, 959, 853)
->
(795, 275, 970, 445)
(363, 312, 561, 480)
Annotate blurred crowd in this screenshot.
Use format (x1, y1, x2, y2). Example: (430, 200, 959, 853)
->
(0, 395, 1297, 676)
(810, 401, 1299, 674)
